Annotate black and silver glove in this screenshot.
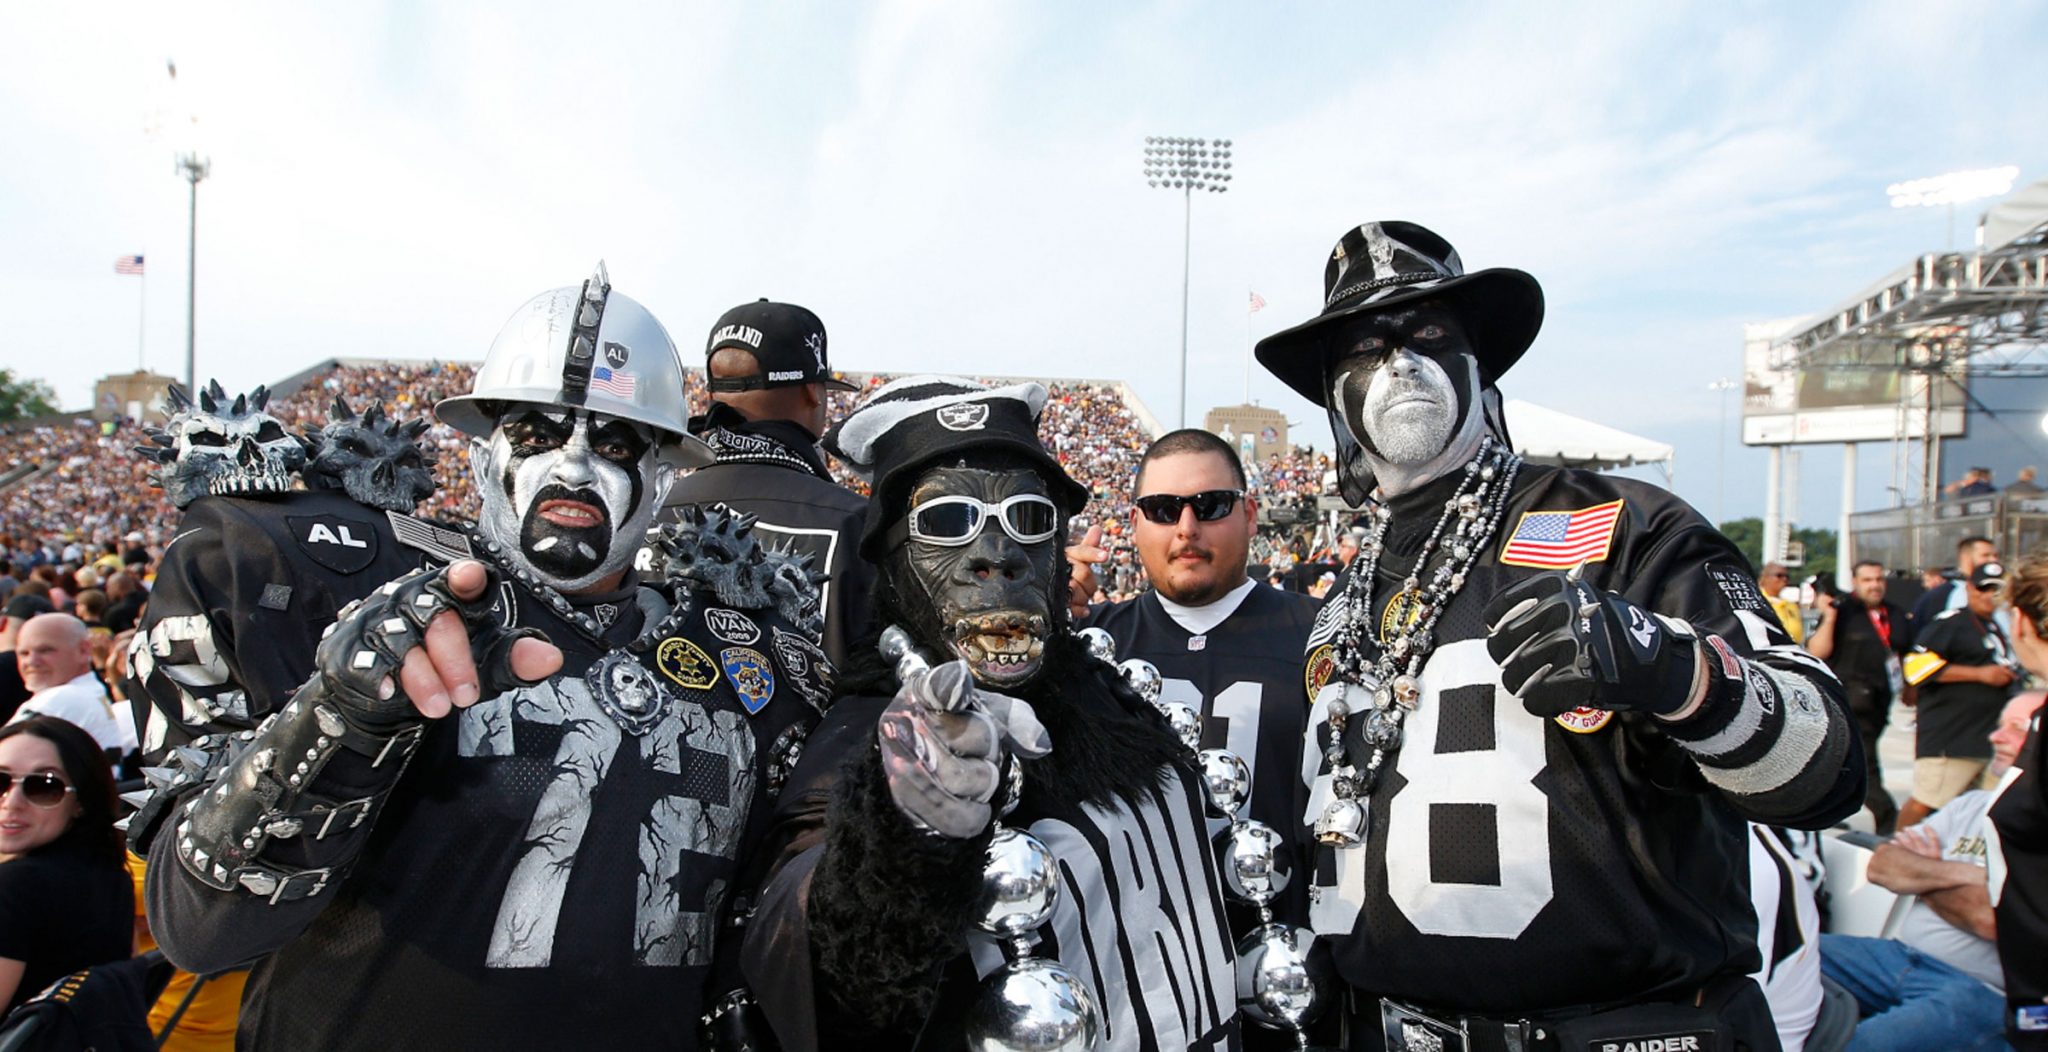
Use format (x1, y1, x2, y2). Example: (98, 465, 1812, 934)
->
(1483, 570, 1704, 719)
(877, 660, 1051, 839)
(168, 562, 547, 902)
(314, 562, 543, 732)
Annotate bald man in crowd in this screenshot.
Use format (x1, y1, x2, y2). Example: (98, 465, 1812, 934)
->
(7, 613, 127, 751)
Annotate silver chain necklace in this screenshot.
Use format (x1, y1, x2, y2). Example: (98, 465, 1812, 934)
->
(1316, 439, 1521, 847)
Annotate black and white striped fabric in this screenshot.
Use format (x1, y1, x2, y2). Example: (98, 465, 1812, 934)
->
(967, 768, 1238, 1052)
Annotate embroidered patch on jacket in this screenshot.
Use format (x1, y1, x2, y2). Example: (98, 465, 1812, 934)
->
(721, 646, 776, 714)
(1498, 499, 1624, 569)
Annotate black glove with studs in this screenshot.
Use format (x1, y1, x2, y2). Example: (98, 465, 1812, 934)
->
(1482, 570, 1704, 719)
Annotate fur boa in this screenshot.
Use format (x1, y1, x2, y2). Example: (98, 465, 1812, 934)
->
(812, 632, 1196, 1033)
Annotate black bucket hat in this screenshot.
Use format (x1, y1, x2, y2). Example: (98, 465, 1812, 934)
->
(825, 375, 1090, 561)
(1254, 221, 1544, 406)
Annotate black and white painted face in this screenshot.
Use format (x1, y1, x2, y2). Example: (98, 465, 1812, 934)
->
(1327, 305, 1480, 466)
(474, 406, 667, 595)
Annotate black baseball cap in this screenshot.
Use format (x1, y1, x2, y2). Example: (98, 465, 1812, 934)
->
(3, 594, 53, 621)
(704, 299, 857, 393)
(1971, 561, 2007, 591)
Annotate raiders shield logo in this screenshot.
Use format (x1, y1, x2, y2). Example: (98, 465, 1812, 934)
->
(288, 515, 380, 575)
(936, 402, 989, 431)
(604, 341, 630, 368)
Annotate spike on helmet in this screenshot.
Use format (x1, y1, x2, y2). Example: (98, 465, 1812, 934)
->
(436, 261, 711, 468)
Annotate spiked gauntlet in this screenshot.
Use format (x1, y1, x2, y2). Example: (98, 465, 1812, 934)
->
(160, 563, 538, 903)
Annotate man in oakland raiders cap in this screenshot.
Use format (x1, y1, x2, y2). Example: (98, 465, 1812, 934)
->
(662, 298, 873, 666)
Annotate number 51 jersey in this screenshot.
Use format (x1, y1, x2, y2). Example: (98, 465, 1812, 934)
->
(1299, 466, 1858, 1013)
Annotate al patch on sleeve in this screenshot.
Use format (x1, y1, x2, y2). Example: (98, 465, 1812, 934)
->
(288, 515, 381, 574)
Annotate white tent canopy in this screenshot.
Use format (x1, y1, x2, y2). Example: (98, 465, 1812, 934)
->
(1504, 398, 1674, 479)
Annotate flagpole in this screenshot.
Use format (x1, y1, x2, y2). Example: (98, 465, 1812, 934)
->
(137, 263, 147, 371)
(1244, 289, 1252, 405)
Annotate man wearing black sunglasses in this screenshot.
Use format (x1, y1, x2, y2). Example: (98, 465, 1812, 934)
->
(1077, 430, 1318, 966)
(1255, 221, 1861, 1050)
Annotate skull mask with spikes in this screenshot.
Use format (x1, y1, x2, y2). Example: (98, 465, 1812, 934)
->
(301, 397, 439, 512)
(135, 381, 308, 508)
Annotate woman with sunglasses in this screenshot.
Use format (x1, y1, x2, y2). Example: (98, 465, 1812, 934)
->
(0, 716, 133, 1011)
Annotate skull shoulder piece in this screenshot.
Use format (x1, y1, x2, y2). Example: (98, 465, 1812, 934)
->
(301, 397, 440, 512)
(134, 380, 308, 508)
(653, 504, 826, 631)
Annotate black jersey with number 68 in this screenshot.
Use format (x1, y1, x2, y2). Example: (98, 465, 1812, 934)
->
(1300, 464, 1860, 1014)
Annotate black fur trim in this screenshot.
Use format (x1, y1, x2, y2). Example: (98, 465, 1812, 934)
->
(808, 738, 990, 1033)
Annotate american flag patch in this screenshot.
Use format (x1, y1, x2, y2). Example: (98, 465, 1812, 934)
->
(115, 255, 145, 275)
(1499, 499, 1624, 569)
(591, 366, 636, 397)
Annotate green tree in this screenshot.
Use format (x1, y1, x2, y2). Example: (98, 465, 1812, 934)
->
(0, 369, 58, 423)
(1715, 516, 1837, 580)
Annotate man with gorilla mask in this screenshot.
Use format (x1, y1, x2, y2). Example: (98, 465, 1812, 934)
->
(735, 377, 1241, 1052)
(1256, 222, 1863, 1051)
(125, 264, 829, 1051)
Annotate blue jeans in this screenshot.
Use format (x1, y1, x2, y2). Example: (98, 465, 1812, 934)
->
(1820, 933, 2010, 1052)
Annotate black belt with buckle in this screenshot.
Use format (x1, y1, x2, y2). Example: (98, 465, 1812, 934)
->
(1345, 990, 1577, 1052)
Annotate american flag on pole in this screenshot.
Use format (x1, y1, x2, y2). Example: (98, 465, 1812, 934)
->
(1248, 290, 1266, 313)
(115, 255, 145, 276)
(1498, 499, 1625, 569)
(591, 365, 636, 397)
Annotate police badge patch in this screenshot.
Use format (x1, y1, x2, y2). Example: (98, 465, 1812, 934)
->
(656, 637, 718, 691)
(721, 647, 776, 714)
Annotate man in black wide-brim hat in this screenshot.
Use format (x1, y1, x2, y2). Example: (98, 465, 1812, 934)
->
(1257, 221, 1863, 1051)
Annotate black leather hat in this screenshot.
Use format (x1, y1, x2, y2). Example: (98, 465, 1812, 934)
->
(1254, 221, 1544, 406)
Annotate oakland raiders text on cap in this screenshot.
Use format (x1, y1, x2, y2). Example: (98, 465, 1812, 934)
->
(704, 299, 857, 393)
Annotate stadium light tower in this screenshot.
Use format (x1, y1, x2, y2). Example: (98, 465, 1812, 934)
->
(1708, 378, 1736, 525)
(178, 151, 210, 398)
(1144, 136, 1233, 428)
(1886, 165, 2018, 249)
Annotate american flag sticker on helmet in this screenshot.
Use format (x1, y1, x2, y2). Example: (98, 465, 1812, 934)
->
(1498, 499, 1624, 569)
(591, 365, 637, 397)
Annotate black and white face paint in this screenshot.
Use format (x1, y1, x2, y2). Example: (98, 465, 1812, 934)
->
(1325, 304, 1488, 498)
(473, 406, 673, 595)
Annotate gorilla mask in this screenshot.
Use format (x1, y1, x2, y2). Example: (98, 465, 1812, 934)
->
(889, 463, 1060, 689)
(473, 405, 673, 595)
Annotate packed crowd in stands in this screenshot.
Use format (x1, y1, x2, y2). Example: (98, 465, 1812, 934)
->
(0, 362, 1346, 605)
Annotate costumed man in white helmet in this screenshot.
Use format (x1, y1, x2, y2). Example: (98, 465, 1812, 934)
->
(1257, 223, 1863, 1050)
(125, 264, 830, 1051)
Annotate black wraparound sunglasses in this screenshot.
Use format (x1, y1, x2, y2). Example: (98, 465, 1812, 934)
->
(1134, 489, 1244, 525)
(0, 771, 74, 809)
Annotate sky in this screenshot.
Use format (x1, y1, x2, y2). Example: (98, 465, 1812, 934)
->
(2, 0, 2045, 533)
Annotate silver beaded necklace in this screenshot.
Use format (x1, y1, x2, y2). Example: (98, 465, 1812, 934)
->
(1316, 439, 1521, 847)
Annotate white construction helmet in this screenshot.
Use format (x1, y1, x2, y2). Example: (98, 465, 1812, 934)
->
(438, 262, 711, 468)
